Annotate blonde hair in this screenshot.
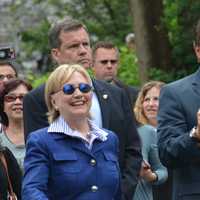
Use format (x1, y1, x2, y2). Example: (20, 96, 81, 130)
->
(45, 64, 92, 123)
(134, 81, 165, 125)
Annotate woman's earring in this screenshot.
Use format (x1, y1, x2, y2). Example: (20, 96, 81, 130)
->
(55, 106, 58, 111)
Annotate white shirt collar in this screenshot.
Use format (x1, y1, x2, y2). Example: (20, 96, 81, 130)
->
(48, 116, 108, 142)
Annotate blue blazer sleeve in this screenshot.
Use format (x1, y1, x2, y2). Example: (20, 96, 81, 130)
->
(111, 130, 122, 200)
(22, 130, 49, 200)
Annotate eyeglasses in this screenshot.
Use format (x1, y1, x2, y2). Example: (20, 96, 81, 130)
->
(100, 60, 118, 65)
(0, 74, 16, 80)
(62, 83, 92, 95)
(4, 94, 25, 102)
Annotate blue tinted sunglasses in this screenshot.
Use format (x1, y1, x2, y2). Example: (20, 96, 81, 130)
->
(62, 83, 93, 95)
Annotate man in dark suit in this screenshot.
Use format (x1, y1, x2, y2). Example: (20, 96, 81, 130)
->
(23, 18, 142, 200)
(92, 41, 138, 106)
(157, 19, 200, 200)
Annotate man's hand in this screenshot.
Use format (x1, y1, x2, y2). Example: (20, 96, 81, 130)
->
(192, 109, 200, 141)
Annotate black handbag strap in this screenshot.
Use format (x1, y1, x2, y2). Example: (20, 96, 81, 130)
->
(0, 152, 16, 197)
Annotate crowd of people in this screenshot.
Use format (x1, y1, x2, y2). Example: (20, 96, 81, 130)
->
(0, 16, 200, 200)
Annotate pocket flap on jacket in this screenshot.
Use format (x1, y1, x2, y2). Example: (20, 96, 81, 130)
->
(52, 152, 77, 161)
(103, 152, 117, 162)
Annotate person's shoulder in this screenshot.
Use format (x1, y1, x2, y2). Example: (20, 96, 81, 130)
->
(138, 124, 156, 138)
(165, 71, 196, 90)
(27, 127, 49, 143)
(26, 83, 45, 97)
(93, 79, 123, 93)
(24, 84, 45, 105)
(138, 124, 155, 131)
(0, 146, 10, 154)
(102, 128, 118, 141)
(115, 79, 139, 92)
(127, 85, 139, 92)
(160, 72, 197, 99)
(1, 146, 17, 163)
(102, 129, 119, 152)
(127, 85, 139, 99)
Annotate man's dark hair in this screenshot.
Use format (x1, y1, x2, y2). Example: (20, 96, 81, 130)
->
(0, 60, 18, 77)
(92, 41, 119, 60)
(48, 17, 88, 49)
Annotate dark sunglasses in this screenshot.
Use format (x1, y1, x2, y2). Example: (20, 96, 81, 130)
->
(62, 83, 92, 95)
(4, 94, 25, 102)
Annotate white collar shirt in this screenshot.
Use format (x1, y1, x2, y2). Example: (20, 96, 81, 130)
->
(48, 116, 108, 149)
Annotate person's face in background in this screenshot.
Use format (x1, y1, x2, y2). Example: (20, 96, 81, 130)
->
(51, 71, 92, 122)
(4, 84, 28, 123)
(93, 48, 119, 82)
(142, 86, 160, 127)
(0, 64, 17, 93)
(51, 27, 92, 69)
(194, 42, 200, 62)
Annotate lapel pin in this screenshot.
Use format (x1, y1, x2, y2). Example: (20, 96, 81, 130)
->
(102, 94, 108, 99)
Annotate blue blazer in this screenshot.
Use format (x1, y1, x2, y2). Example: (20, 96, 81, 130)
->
(157, 68, 200, 200)
(23, 80, 142, 199)
(22, 127, 121, 200)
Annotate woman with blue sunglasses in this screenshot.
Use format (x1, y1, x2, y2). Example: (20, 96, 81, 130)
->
(22, 64, 121, 200)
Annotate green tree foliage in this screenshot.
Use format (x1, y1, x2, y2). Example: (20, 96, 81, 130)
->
(163, 0, 200, 72)
(143, 0, 200, 83)
(21, 20, 50, 57)
(28, 72, 50, 88)
(148, 67, 190, 83)
(64, 0, 133, 44)
(118, 46, 140, 86)
(26, 0, 133, 44)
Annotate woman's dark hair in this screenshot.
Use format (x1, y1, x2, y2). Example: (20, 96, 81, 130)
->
(0, 60, 18, 77)
(0, 79, 32, 126)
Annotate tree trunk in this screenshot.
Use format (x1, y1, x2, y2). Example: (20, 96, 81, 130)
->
(129, 0, 172, 83)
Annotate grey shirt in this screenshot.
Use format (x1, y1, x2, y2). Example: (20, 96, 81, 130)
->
(0, 131, 25, 172)
(133, 125, 168, 200)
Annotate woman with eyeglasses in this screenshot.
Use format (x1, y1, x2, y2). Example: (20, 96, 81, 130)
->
(22, 64, 121, 200)
(0, 79, 32, 172)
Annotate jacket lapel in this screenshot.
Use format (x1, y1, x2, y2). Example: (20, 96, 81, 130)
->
(70, 141, 92, 155)
(92, 139, 106, 154)
(92, 80, 110, 128)
(69, 138, 106, 155)
(52, 133, 92, 155)
(50, 131, 106, 156)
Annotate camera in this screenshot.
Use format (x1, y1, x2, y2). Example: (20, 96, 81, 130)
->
(0, 46, 16, 60)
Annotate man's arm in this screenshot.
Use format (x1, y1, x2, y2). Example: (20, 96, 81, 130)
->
(23, 85, 49, 141)
(157, 85, 200, 168)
